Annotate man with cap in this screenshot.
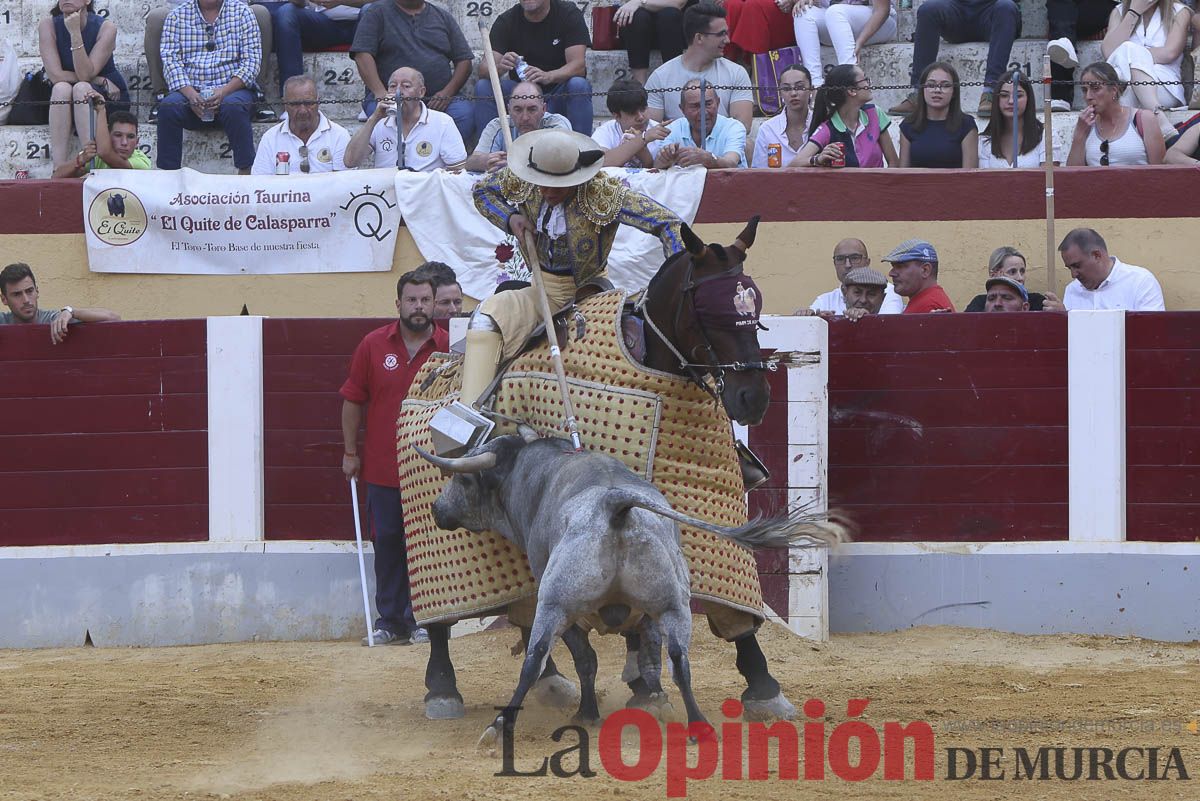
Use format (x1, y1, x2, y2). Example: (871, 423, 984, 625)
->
(884, 238, 956, 314)
(840, 267, 891, 321)
(808, 238, 904, 315)
(462, 129, 685, 408)
(984, 276, 1030, 312)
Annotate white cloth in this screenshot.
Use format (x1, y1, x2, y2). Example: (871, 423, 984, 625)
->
(590, 119, 665, 166)
(645, 56, 754, 121)
(1083, 109, 1149, 166)
(793, 3, 897, 88)
(810, 283, 905, 314)
(393, 167, 708, 300)
(752, 111, 810, 168)
(1106, 5, 1185, 107)
(977, 135, 1045, 168)
(1062, 256, 1165, 311)
(251, 112, 350, 175)
(368, 103, 467, 171)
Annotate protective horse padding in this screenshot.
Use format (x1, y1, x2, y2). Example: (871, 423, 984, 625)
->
(398, 290, 764, 625)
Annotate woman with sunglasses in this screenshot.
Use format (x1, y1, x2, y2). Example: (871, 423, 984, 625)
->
(899, 62, 977, 168)
(978, 71, 1046, 168)
(751, 64, 812, 167)
(793, 64, 896, 167)
(38, 0, 130, 173)
(1067, 62, 1165, 166)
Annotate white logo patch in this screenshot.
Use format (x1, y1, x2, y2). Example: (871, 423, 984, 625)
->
(383, 353, 399, 371)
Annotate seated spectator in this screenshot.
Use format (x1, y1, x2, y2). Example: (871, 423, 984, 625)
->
(1043, 228, 1165, 311)
(1099, 0, 1188, 138)
(722, 0, 795, 60)
(267, 0, 365, 93)
(1067, 62, 1165, 166)
(808, 238, 904, 314)
(156, 0, 263, 174)
(413, 261, 465, 319)
(52, 100, 151, 178)
(654, 80, 747, 168)
(475, 0, 593, 136)
(252, 75, 349, 175)
(39, 0, 129, 173)
(1165, 112, 1200, 163)
(1045, 0, 1115, 111)
(794, 64, 896, 168)
(465, 82, 570, 172)
(345, 67, 466, 171)
(883, 238, 955, 313)
(614, 0, 691, 85)
(0, 262, 120, 344)
(899, 62, 978, 168)
(978, 72, 1047, 168)
(983, 276, 1030, 312)
(751, 65, 812, 168)
(792, 0, 897, 89)
(888, 0, 1020, 118)
(964, 247, 1046, 311)
(839, 266, 892, 321)
(592, 79, 669, 168)
(145, 0, 274, 124)
(351, 0, 474, 142)
(645, 3, 753, 131)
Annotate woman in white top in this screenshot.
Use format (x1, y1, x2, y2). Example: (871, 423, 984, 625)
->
(977, 72, 1047, 168)
(1067, 62, 1165, 165)
(792, 0, 896, 88)
(752, 65, 812, 167)
(1101, 0, 1189, 134)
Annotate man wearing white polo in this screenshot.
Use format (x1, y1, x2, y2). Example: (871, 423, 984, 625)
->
(1045, 228, 1165, 311)
(251, 74, 349, 175)
(343, 67, 467, 171)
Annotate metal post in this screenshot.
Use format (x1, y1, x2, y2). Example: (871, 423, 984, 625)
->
(1011, 67, 1020, 170)
(1043, 54, 1057, 295)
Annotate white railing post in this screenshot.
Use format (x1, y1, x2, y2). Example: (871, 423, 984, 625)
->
(207, 316, 265, 542)
(1068, 310, 1126, 541)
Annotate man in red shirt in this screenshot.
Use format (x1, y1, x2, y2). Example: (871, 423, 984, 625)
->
(884, 239, 956, 314)
(341, 270, 450, 646)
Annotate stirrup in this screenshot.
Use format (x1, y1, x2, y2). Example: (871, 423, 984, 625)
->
(429, 401, 496, 458)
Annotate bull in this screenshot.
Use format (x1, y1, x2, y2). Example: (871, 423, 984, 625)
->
(417, 427, 845, 746)
(107, 193, 126, 217)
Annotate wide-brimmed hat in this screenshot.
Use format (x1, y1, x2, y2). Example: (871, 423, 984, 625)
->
(507, 129, 606, 188)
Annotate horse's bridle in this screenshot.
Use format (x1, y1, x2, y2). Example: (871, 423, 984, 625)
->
(638, 257, 775, 403)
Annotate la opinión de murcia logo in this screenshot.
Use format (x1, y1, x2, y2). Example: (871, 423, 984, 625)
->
(493, 697, 1192, 796)
(341, 185, 396, 242)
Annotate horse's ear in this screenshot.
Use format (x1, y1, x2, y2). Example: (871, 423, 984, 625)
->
(732, 215, 761, 253)
(681, 223, 708, 258)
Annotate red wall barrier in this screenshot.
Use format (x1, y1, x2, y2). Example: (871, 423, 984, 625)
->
(0, 320, 208, 546)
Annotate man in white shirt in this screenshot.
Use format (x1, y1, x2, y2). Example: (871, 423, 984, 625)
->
(807, 239, 905, 315)
(644, 2, 754, 131)
(251, 75, 350, 174)
(465, 81, 570, 172)
(1044, 228, 1166, 311)
(592, 79, 669, 168)
(344, 67, 467, 171)
(654, 80, 746, 169)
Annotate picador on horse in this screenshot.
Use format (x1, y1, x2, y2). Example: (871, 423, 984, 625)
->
(399, 128, 837, 727)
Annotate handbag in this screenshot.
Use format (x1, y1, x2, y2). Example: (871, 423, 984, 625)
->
(592, 5, 619, 52)
(751, 46, 802, 117)
(8, 69, 52, 126)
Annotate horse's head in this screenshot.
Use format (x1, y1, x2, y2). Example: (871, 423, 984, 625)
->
(642, 215, 771, 426)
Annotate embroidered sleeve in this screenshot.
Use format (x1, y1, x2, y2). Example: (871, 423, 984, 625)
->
(616, 189, 684, 257)
(472, 168, 532, 233)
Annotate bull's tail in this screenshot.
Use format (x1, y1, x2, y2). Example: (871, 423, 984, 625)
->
(601, 487, 851, 550)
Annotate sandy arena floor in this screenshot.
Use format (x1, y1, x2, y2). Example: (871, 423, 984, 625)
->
(2, 620, 1198, 801)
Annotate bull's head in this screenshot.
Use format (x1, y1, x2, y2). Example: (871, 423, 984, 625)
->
(413, 426, 539, 533)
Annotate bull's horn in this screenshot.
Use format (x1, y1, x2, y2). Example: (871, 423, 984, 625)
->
(732, 215, 761, 253)
(516, 424, 539, 443)
(413, 444, 498, 474)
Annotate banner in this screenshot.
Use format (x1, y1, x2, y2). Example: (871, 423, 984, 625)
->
(83, 167, 401, 274)
(393, 167, 708, 301)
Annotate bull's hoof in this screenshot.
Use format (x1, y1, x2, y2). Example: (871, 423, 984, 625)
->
(425, 696, 466, 720)
(571, 711, 603, 727)
(532, 674, 580, 709)
(477, 724, 501, 754)
(743, 692, 797, 722)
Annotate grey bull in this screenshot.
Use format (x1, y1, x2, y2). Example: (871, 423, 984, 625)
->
(416, 428, 844, 746)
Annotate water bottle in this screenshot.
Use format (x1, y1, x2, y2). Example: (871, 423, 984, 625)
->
(515, 58, 531, 81)
(198, 85, 216, 123)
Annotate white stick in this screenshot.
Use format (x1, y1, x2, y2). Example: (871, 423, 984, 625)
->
(350, 477, 375, 647)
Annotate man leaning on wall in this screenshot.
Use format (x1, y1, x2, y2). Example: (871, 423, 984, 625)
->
(0, 263, 120, 344)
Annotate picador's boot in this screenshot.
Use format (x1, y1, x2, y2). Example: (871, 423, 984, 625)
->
(429, 315, 503, 457)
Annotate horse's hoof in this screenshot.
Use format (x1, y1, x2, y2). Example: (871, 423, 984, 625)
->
(532, 674, 580, 709)
(425, 696, 466, 720)
(743, 692, 797, 722)
(571, 712, 603, 727)
(626, 691, 673, 720)
(477, 725, 501, 754)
